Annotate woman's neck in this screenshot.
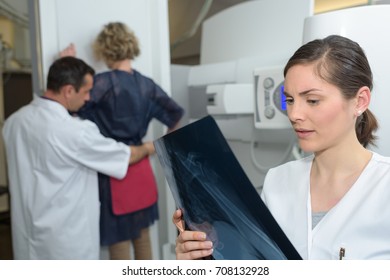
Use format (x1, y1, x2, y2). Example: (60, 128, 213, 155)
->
(313, 140, 371, 176)
(110, 59, 132, 73)
(310, 140, 372, 212)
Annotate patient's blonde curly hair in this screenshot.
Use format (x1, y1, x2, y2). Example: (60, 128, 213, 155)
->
(93, 22, 140, 68)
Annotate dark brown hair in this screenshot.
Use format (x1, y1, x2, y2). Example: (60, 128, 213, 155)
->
(47, 56, 95, 92)
(284, 35, 378, 147)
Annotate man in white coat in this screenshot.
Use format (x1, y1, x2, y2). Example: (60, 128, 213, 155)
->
(2, 56, 154, 259)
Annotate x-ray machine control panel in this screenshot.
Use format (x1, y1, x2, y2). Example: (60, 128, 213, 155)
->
(254, 66, 291, 129)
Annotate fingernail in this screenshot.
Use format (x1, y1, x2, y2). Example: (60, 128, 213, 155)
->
(205, 241, 213, 248)
(198, 232, 206, 240)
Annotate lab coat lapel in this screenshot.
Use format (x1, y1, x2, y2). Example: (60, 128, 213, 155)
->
(309, 155, 376, 259)
(285, 157, 312, 260)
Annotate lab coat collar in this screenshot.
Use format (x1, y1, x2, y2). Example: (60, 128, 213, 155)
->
(32, 94, 71, 118)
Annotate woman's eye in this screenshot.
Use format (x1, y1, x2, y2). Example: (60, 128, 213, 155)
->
(307, 99, 319, 105)
(285, 98, 294, 105)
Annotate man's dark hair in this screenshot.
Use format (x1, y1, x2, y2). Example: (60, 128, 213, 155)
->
(46, 56, 95, 92)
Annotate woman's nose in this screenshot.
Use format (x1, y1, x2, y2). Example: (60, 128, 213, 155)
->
(287, 102, 304, 122)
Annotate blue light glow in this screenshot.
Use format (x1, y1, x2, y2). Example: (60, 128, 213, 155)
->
(281, 85, 286, 111)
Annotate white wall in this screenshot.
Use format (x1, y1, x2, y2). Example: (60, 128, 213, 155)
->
(30, 0, 171, 92)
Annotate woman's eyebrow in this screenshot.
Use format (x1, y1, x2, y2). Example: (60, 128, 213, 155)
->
(283, 88, 320, 97)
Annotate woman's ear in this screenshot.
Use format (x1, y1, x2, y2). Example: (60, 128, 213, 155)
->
(355, 86, 371, 116)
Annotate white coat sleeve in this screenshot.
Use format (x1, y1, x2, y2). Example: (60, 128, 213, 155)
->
(75, 121, 130, 179)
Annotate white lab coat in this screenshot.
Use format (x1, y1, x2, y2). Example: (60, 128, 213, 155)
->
(262, 152, 390, 259)
(2, 96, 130, 259)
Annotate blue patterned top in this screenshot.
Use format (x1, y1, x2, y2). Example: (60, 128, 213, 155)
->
(79, 69, 184, 145)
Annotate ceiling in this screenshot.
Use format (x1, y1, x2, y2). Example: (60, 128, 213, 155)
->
(169, 0, 248, 64)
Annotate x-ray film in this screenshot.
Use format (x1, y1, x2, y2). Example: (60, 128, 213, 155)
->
(154, 115, 301, 260)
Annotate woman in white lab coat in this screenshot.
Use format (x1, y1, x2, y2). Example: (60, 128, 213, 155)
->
(173, 35, 390, 259)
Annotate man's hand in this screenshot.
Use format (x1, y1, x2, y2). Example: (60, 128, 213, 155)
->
(128, 142, 155, 164)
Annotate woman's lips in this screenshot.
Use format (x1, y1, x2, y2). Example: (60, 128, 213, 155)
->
(295, 129, 314, 138)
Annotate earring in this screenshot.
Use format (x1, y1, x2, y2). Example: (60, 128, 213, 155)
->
(357, 110, 362, 116)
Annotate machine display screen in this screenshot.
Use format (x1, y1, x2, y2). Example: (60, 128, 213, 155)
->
(273, 82, 287, 115)
(280, 85, 286, 111)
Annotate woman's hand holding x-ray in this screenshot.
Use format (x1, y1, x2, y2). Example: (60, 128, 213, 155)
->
(173, 209, 214, 260)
